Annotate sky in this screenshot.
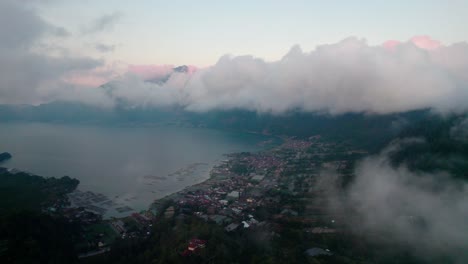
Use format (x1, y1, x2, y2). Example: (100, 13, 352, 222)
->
(37, 0, 468, 66)
(1, 0, 468, 115)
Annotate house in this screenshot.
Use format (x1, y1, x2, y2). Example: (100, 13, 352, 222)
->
(111, 220, 126, 234)
(251, 174, 265, 182)
(225, 223, 240, 232)
(131, 213, 151, 225)
(307, 227, 336, 234)
(164, 206, 175, 219)
(281, 208, 298, 217)
(304, 248, 332, 257)
(209, 214, 227, 225)
(227, 191, 240, 200)
(188, 238, 207, 251)
(181, 238, 207, 257)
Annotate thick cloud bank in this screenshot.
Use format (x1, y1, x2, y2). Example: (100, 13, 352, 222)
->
(98, 36, 468, 114)
(324, 139, 468, 261)
(1, 1, 467, 115)
(0, 1, 104, 105)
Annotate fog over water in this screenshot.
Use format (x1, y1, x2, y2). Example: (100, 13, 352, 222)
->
(0, 122, 269, 215)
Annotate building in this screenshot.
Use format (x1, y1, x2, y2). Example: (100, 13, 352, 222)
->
(225, 223, 240, 232)
(304, 248, 332, 257)
(164, 206, 175, 219)
(251, 174, 265, 182)
(188, 238, 207, 251)
(227, 191, 240, 200)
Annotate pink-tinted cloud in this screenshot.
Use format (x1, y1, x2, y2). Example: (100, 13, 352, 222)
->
(128, 64, 199, 80)
(382, 40, 401, 50)
(383, 36, 442, 51)
(410, 35, 442, 50)
(64, 74, 109, 87)
(63, 62, 128, 87)
(128, 64, 174, 80)
(60, 36, 468, 115)
(183, 65, 198, 74)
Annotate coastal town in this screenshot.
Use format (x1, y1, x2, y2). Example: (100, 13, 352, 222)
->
(52, 135, 367, 259)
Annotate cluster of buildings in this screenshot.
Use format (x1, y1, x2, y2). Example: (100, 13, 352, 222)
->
(156, 136, 365, 240)
(109, 212, 153, 239)
(155, 153, 285, 233)
(155, 138, 334, 230)
(71, 136, 364, 258)
(280, 137, 314, 150)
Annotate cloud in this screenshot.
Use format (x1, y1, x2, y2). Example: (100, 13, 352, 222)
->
(410, 35, 442, 50)
(52, 26, 71, 38)
(62, 61, 127, 88)
(82, 36, 468, 115)
(450, 117, 468, 141)
(2, 3, 468, 117)
(83, 12, 123, 34)
(0, 0, 47, 49)
(323, 139, 468, 261)
(127, 64, 175, 80)
(95, 43, 116, 53)
(0, 0, 103, 105)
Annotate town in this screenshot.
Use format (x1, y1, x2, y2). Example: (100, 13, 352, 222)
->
(60, 135, 368, 260)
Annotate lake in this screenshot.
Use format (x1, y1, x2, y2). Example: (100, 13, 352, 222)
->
(0, 122, 273, 217)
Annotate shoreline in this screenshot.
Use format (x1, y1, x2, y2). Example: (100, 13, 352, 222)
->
(0, 129, 281, 219)
(149, 139, 283, 212)
(149, 157, 230, 211)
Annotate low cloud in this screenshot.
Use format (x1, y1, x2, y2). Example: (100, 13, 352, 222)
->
(0, 0, 103, 105)
(2, 2, 468, 116)
(323, 139, 468, 261)
(127, 64, 175, 81)
(84, 36, 468, 115)
(95, 43, 116, 53)
(51, 26, 70, 38)
(83, 12, 123, 34)
(450, 117, 468, 141)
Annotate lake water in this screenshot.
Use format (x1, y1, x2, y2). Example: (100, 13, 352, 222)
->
(0, 122, 272, 217)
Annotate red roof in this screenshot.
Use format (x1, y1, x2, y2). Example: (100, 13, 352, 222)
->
(188, 238, 207, 251)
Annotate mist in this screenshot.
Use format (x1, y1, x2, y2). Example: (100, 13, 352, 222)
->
(2, 0, 468, 116)
(69, 36, 468, 115)
(2, 2, 468, 116)
(322, 139, 468, 262)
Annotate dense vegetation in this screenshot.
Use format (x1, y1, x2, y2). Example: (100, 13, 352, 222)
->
(0, 168, 80, 263)
(0, 102, 429, 151)
(390, 113, 468, 180)
(0, 168, 79, 212)
(0, 212, 80, 264)
(82, 206, 441, 264)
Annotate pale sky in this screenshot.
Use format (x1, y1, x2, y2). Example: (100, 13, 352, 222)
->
(37, 0, 468, 66)
(2, 0, 468, 114)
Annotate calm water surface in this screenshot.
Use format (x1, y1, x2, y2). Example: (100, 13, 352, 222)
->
(0, 122, 271, 216)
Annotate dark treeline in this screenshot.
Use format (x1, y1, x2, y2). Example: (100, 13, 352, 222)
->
(0, 169, 80, 263)
(0, 102, 429, 152)
(390, 113, 468, 180)
(0, 169, 79, 212)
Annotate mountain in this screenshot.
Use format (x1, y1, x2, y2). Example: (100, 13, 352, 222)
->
(173, 65, 190, 73)
(145, 65, 194, 84)
(0, 101, 430, 151)
(0, 152, 12, 163)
